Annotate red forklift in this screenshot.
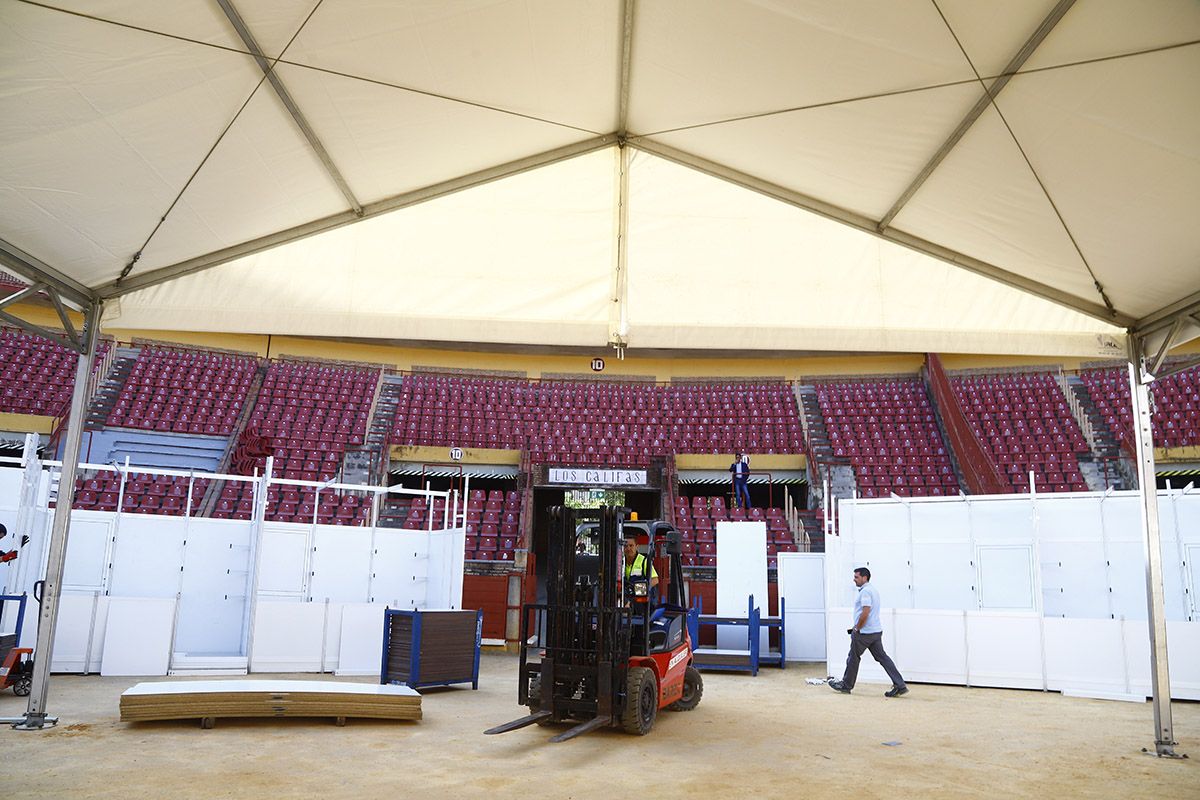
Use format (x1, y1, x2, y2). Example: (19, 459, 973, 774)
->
(485, 506, 702, 743)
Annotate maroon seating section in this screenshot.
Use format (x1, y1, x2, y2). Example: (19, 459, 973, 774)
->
(215, 361, 380, 524)
(71, 472, 209, 514)
(952, 373, 1089, 493)
(1082, 366, 1200, 450)
(817, 379, 960, 498)
(459, 488, 522, 561)
(106, 347, 257, 435)
(0, 271, 25, 292)
(671, 495, 797, 569)
(0, 329, 110, 417)
(390, 375, 804, 464)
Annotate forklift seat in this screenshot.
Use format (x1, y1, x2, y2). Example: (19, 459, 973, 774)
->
(648, 612, 684, 653)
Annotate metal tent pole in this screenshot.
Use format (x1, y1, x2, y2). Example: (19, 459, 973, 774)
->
(11, 301, 102, 730)
(1127, 356, 1183, 758)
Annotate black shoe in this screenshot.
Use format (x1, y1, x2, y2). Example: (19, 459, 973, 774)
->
(829, 681, 851, 694)
(884, 685, 909, 698)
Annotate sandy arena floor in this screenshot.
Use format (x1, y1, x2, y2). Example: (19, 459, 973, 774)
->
(2, 654, 1197, 800)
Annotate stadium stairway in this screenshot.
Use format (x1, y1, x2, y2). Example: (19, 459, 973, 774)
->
(795, 384, 856, 503)
(1064, 374, 1131, 490)
(84, 346, 139, 429)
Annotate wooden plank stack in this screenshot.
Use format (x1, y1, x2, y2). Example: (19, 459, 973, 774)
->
(384, 609, 482, 689)
(120, 680, 421, 726)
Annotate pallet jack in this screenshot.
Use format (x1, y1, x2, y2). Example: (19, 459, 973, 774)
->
(485, 506, 702, 743)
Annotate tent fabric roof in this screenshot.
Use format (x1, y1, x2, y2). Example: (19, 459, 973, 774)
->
(2, 1, 1198, 356)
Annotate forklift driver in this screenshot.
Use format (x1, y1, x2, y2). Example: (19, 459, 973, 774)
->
(623, 532, 658, 602)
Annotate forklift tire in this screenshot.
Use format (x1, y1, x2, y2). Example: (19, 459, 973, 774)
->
(668, 666, 703, 711)
(13, 674, 31, 697)
(621, 667, 657, 736)
(527, 676, 555, 725)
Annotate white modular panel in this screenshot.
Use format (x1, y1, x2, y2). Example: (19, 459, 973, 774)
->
(970, 497, 1035, 542)
(1188, 545, 1200, 621)
(1153, 497, 1188, 621)
(371, 530, 431, 608)
(249, 600, 327, 673)
(61, 515, 113, 590)
(309, 526, 373, 604)
(0, 468, 23, 500)
(100, 597, 175, 676)
(1038, 541, 1109, 618)
(49, 592, 108, 672)
(715, 521, 767, 651)
(107, 516, 186, 597)
(964, 612, 1044, 690)
(1106, 539, 1150, 621)
(1120, 620, 1200, 701)
(777, 552, 825, 661)
(175, 520, 253, 657)
(1165, 621, 1200, 700)
(976, 545, 1036, 611)
(911, 542, 974, 610)
(1035, 494, 1102, 542)
(426, 528, 467, 610)
(892, 609, 966, 686)
(909, 498, 969, 542)
(845, 501, 909, 542)
(1043, 617, 1128, 696)
(335, 603, 385, 676)
(258, 525, 310, 595)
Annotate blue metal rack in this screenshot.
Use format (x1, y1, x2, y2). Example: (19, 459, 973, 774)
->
(686, 594, 786, 675)
(380, 609, 483, 690)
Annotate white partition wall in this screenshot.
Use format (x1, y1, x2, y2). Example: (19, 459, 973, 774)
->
(776, 552, 825, 661)
(0, 456, 466, 677)
(829, 490, 1200, 699)
(715, 521, 768, 650)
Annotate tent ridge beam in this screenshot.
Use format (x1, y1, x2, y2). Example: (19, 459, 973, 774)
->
(876, 0, 1076, 232)
(98, 135, 617, 298)
(215, 0, 363, 216)
(632, 138, 1132, 328)
(616, 0, 635, 139)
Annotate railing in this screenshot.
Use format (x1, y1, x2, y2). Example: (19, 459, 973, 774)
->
(925, 354, 1009, 495)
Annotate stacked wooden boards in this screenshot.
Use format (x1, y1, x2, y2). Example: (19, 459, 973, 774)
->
(383, 609, 482, 689)
(120, 680, 421, 726)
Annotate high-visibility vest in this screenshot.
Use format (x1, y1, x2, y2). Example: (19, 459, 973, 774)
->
(625, 553, 657, 581)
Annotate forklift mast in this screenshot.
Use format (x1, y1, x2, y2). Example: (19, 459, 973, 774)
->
(488, 505, 698, 742)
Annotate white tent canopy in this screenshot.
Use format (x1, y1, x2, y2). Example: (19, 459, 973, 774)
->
(2, 0, 1199, 355)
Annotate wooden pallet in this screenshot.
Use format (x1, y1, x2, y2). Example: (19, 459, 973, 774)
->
(120, 680, 421, 728)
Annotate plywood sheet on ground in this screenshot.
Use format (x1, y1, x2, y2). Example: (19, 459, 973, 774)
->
(119, 680, 421, 723)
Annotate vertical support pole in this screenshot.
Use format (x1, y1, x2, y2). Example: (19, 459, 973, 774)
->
(243, 458, 273, 670)
(1127, 358, 1181, 757)
(16, 300, 101, 730)
(609, 144, 631, 354)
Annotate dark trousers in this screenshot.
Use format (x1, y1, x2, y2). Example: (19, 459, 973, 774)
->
(842, 631, 905, 690)
(733, 480, 751, 508)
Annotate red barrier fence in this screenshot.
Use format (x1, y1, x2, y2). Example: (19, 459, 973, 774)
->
(925, 354, 1009, 495)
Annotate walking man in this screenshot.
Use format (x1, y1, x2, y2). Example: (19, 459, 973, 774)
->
(829, 567, 908, 697)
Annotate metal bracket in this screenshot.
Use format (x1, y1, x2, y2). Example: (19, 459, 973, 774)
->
(0, 283, 88, 354)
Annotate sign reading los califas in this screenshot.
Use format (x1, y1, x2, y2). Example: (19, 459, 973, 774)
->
(548, 468, 647, 486)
